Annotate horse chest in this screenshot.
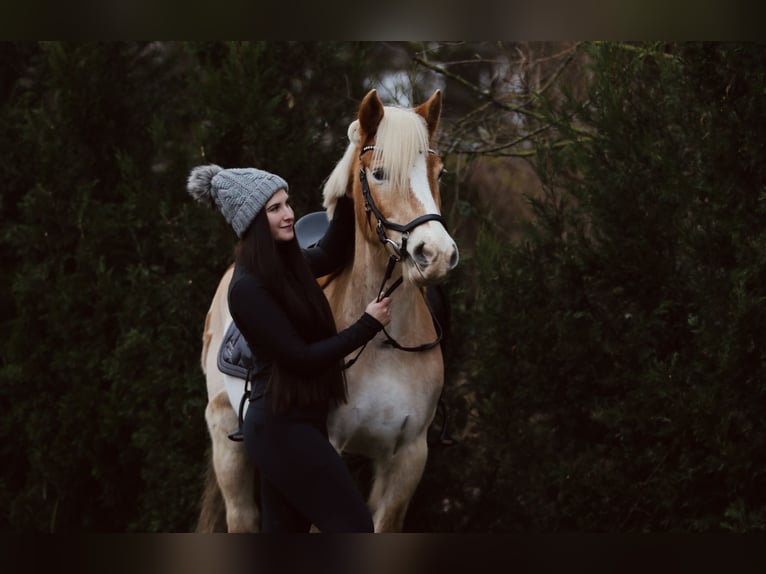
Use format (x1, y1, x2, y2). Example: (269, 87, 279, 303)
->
(328, 353, 442, 455)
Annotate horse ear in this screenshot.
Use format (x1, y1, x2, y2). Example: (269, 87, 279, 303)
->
(415, 89, 442, 140)
(358, 89, 385, 139)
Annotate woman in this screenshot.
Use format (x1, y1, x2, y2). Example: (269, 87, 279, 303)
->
(187, 164, 390, 533)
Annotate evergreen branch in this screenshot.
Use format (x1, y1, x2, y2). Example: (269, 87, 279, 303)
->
(414, 50, 592, 140)
(412, 55, 549, 123)
(451, 137, 591, 158)
(589, 41, 676, 60)
(528, 42, 583, 105)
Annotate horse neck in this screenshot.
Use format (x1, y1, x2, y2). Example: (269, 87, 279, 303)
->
(340, 233, 433, 338)
(351, 236, 393, 296)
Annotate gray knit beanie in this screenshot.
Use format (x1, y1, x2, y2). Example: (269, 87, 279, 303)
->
(186, 164, 289, 238)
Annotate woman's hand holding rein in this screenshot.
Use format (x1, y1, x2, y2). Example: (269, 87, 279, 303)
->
(366, 296, 392, 327)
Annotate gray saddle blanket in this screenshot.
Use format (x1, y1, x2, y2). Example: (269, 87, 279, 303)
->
(217, 321, 257, 379)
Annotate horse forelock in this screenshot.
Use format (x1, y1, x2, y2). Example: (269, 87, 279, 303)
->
(324, 107, 431, 219)
(372, 107, 431, 194)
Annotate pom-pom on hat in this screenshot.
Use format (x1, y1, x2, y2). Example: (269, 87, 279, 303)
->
(187, 164, 289, 238)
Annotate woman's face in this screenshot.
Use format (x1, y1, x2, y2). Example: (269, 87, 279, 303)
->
(264, 189, 295, 242)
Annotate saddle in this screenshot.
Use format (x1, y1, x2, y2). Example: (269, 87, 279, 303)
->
(217, 321, 255, 380)
(217, 321, 270, 442)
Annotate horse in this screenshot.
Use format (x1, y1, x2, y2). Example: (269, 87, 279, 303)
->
(196, 88, 459, 532)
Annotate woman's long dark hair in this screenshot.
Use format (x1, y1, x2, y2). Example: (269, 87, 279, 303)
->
(235, 209, 347, 413)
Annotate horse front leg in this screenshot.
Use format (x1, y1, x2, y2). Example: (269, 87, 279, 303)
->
(205, 389, 259, 532)
(367, 434, 429, 532)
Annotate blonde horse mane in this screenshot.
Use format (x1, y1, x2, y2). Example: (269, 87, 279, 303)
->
(322, 105, 430, 219)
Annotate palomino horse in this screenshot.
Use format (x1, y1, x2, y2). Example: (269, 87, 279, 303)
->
(196, 88, 458, 532)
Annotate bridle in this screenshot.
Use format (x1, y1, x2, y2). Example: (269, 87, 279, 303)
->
(359, 145, 447, 261)
(343, 145, 445, 369)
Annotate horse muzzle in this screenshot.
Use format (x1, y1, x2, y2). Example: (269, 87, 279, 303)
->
(404, 228, 459, 286)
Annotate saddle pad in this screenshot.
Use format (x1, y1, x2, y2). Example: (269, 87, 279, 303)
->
(217, 321, 254, 379)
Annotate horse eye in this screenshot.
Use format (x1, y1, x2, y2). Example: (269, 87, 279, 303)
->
(438, 168, 447, 180)
(371, 168, 387, 181)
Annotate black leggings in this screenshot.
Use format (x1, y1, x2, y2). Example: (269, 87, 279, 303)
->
(243, 396, 373, 533)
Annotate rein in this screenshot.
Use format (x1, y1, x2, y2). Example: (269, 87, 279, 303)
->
(342, 145, 445, 370)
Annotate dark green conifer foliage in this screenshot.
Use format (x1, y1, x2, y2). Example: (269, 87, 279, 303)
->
(4, 41, 765, 533)
(411, 42, 766, 532)
(0, 41, 371, 531)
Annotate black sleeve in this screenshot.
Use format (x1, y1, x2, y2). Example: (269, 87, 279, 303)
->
(304, 196, 355, 278)
(228, 272, 382, 377)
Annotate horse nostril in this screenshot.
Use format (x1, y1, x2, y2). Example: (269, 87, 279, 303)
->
(449, 245, 459, 269)
(413, 242, 432, 266)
